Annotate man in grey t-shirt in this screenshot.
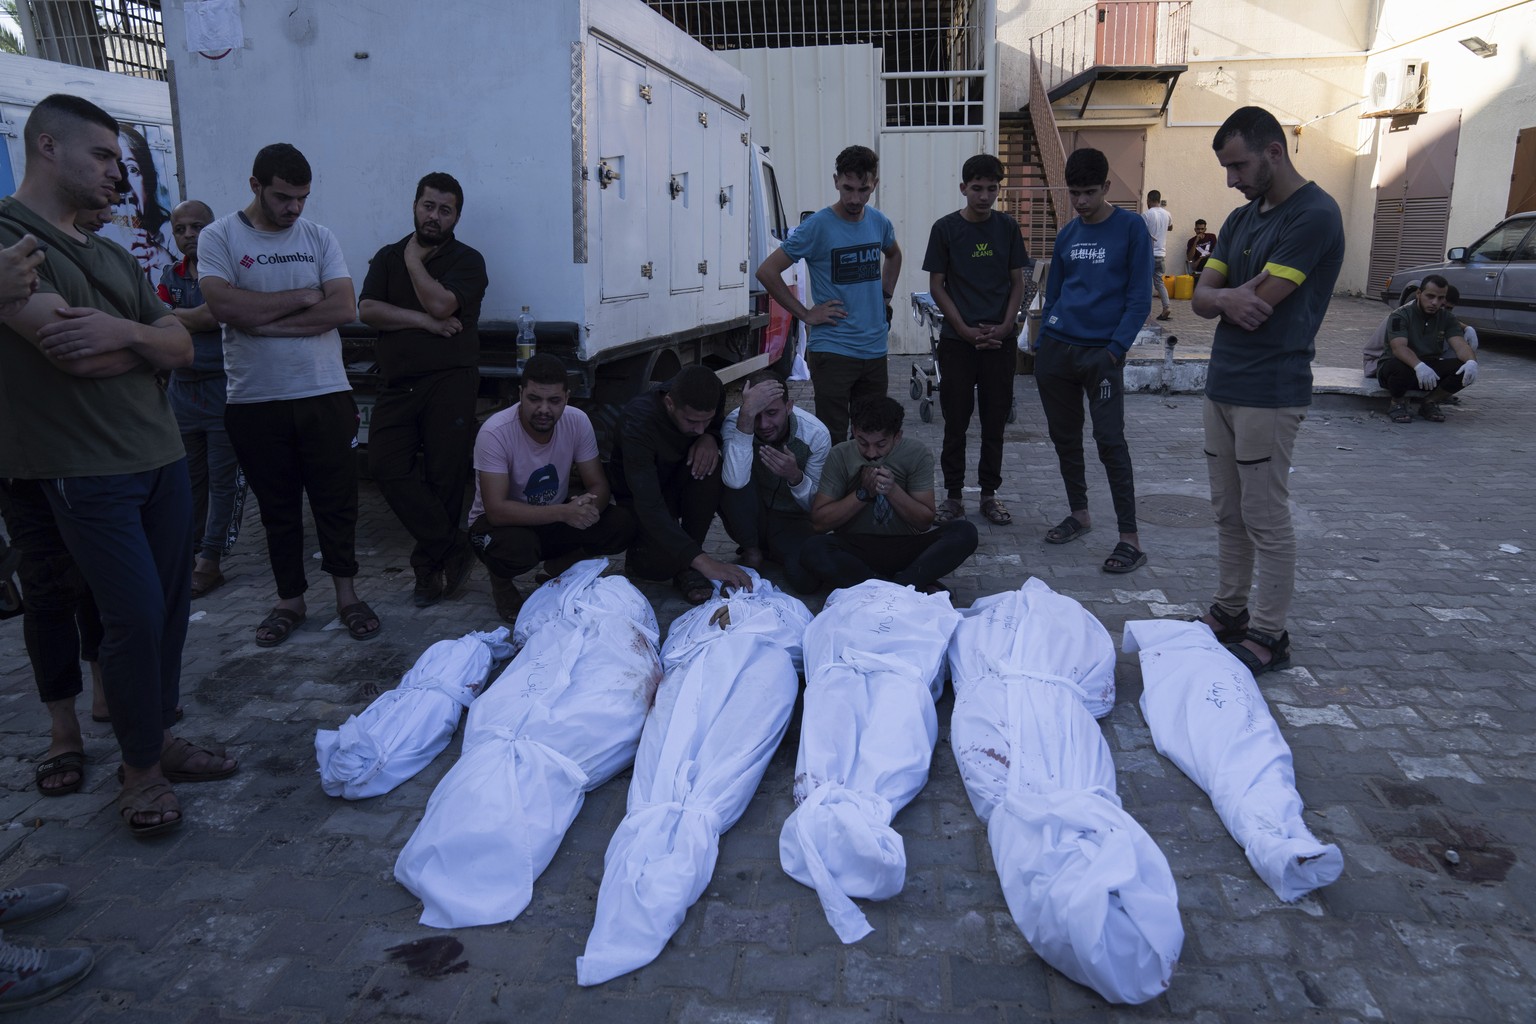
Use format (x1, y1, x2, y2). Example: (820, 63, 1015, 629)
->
(200, 143, 380, 647)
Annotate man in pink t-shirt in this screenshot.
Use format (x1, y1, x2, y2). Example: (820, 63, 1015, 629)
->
(467, 354, 636, 622)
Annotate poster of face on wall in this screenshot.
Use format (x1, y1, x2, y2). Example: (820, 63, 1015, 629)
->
(95, 122, 181, 283)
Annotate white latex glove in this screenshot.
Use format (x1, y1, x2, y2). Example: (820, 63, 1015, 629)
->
(1414, 361, 1440, 390)
(1456, 359, 1478, 385)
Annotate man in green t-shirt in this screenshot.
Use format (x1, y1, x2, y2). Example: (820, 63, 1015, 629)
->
(0, 94, 237, 841)
(1377, 274, 1477, 423)
(800, 396, 977, 593)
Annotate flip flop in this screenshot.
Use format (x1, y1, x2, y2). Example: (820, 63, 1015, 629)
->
(933, 498, 965, 524)
(1045, 515, 1090, 544)
(980, 496, 1013, 526)
(1102, 541, 1147, 574)
(339, 601, 382, 642)
(255, 607, 305, 648)
(35, 751, 85, 797)
(117, 777, 181, 838)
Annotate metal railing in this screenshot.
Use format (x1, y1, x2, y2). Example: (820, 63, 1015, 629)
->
(645, 0, 989, 129)
(1028, 1, 1191, 97)
(17, 0, 166, 80)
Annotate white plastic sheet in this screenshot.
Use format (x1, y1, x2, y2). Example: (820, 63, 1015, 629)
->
(779, 581, 961, 943)
(314, 628, 514, 800)
(394, 584, 662, 929)
(949, 578, 1182, 1005)
(1123, 618, 1344, 902)
(512, 556, 658, 647)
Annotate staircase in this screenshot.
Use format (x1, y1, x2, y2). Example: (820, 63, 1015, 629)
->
(998, 57, 1072, 266)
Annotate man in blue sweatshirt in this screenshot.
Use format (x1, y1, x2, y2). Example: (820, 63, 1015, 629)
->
(1035, 148, 1150, 574)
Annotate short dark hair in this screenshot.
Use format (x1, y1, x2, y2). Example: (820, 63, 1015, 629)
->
(851, 395, 904, 436)
(961, 154, 1005, 184)
(668, 365, 723, 413)
(1195, 219, 1207, 228)
(1420, 273, 1450, 292)
(1064, 148, 1109, 188)
(520, 353, 567, 389)
(1213, 106, 1286, 155)
(415, 171, 463, 210)
(24, 93, 117, 153)
(744, 369, 787, 390)
(1147, 189, 1162, 205)
(252, 143, 312, 187)
(835, 145, 879, 179)
(1445, 284, 1460, 305)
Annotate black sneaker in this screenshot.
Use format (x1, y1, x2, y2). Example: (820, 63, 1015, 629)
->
(412, 568, 445, 608)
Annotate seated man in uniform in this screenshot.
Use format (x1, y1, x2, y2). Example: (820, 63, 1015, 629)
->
(1374, 274, 1477, 424)
(800, 396, 978, 593)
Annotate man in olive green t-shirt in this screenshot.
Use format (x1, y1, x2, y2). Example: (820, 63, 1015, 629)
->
(0, 93, 236, 840)
(800, 395, 977, 593)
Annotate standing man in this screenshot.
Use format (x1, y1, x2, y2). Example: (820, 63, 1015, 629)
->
(200, 143, 381, 647)
(1191, 105, 1345, 675)
(921, 153, 1029, 526)
(359, 172, 488, 606)
(158, 199, 246, 599)
(1035, 148, 1150, 575)
(755, 145, 903, 442)
(1143, 189, 1173, 321)
(467, 354, 635, 622)
(720, 370, 831, 593)
(801, 396, 978, 593)
(610, 365, 751, 603)
(0, 94, 236, 838)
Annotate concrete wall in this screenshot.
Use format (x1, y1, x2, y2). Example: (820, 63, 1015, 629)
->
(1362, 2, 1536, 252)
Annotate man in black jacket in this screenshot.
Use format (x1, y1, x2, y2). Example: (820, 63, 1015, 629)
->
(609, 366, 752, 604)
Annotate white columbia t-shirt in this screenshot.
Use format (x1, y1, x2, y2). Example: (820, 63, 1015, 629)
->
(197, 212, 352, 404)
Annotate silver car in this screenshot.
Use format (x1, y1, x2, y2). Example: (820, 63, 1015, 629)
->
(1380, 212, 1536, 341)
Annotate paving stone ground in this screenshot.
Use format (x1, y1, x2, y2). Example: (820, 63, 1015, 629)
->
(3, 296, 1533, 1023)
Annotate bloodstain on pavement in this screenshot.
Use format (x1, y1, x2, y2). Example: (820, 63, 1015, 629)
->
(386, 936, 470, 978)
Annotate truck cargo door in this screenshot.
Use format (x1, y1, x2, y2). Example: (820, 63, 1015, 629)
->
(668, 80, 706, 295)
(716, 108, 749, 293)
(597, 44, 651, 301)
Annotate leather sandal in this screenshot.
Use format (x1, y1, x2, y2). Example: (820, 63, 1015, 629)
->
(980, 496, 1012, 525)
(933, 498, 964, 524)
(118, 778, 181, 838)
(1184, 604, 1249, 643)
(1226, 628, 1293, 677)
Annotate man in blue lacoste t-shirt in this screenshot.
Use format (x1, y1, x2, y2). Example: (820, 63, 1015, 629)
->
(755, 145, 903, 443)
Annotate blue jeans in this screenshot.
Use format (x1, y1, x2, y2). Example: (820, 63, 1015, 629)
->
(43, 461, 193, 768)
(169, 373, 246, 561)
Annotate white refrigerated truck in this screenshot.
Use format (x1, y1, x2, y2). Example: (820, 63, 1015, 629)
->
(160, 0, 790, 413)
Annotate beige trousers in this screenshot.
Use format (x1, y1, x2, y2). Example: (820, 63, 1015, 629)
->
(1202, 399, 1307, 637)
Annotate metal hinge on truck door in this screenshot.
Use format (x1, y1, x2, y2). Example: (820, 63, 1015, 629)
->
(698, 111, 708, 127)
(598, 160, 620, 189)
(639, 84, 652, 103)
(669, 176, 683, 200)
(739, 260, 748, 273)
(697, 261, 708, 275)
(640, 262, 654, 278)
(740, 132, 749, 146)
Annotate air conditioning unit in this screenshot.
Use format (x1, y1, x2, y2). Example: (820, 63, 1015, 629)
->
(1367, 58, 1424, 112)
